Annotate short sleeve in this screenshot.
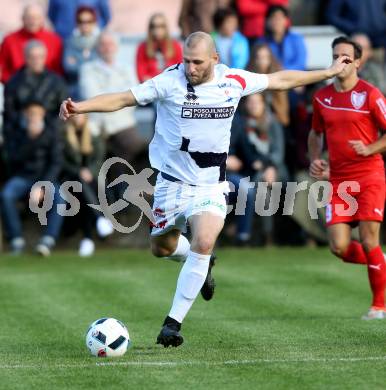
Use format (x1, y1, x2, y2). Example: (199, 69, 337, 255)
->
(369, 87, 386, 131)
(312, 97, 325, 134)
(131, 71, 171, 106)
(226, 69, 268, 97)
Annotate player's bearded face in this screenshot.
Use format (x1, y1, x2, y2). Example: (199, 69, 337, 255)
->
(183, 46, 217, 86)
(185, 63, 213, 86)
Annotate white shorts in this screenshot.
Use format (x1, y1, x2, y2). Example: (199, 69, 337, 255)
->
(150, 174, 228, 236)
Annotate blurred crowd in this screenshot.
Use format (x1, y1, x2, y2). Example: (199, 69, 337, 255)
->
(0, 0, 385, 255)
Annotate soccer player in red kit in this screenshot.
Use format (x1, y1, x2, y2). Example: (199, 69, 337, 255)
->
(308, 36, 386, 320)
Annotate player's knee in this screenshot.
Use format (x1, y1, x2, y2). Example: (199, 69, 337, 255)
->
(151, 243, 173, 258)
(191, 237, 214, 255)
(329, 241, 348, 258)
(360, 237, 378, 253)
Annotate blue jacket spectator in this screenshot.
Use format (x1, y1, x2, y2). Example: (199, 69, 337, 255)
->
(48, 0, 111, 40)
(259, 5, 306, 70)
(326, 0, 386, 48)
(63, 6, 100, 99)
(212, 8, 249, 69)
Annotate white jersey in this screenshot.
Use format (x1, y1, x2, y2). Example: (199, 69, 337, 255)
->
(131, 63, 268, 185)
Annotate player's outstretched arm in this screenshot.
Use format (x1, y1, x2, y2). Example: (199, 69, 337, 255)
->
(266, 55, 351, 91)
(59, 90, 138, 121)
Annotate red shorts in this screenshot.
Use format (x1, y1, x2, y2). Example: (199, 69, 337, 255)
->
(326, 178, 385, 226)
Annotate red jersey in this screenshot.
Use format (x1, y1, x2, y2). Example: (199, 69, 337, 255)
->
(312, 79, 386, 182)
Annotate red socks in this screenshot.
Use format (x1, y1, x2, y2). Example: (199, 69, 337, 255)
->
(366, 246, 386, 309)
(341, 241, 367, 264)
(340, 242, 385, 308)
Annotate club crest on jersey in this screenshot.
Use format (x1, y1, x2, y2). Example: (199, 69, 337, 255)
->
(351, 91, 367, 110)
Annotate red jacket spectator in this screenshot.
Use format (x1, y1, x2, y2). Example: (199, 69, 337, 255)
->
(136, 41, 183, 83)
(0, 4, 63, 83)
(236, 0, 288, 39)
(0, 28, 63, 84)
(136, 13, 183, 83)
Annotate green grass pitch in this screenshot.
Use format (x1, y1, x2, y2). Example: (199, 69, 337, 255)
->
(0, 247, 386, 389)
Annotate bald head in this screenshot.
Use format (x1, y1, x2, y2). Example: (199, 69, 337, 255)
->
(22, 3, 45, 33)
(97, 32, 119, 64)
(184, 32, 217, 56)
(183, 31, 219, 86)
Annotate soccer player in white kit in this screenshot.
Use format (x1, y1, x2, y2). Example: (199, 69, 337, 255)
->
(60, 32, 351, 347)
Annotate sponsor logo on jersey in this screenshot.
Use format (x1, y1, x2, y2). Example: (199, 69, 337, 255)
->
(184, 92, 199, 102)
(181, 106, 235, 119)
(351, 91, 367, 110)
(324, 97, 332, 105)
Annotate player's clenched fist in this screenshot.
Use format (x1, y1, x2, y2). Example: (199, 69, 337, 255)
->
(59, 98, 81, 121)
(309, 159, 330, 180)
(348, 140, 371, 157)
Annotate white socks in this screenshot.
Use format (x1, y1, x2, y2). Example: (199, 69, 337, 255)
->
(168, 251, 211, 323)
(167, 234, 190, 262)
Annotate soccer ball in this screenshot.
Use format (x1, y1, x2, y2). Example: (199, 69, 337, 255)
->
(86, 318, 131, 357)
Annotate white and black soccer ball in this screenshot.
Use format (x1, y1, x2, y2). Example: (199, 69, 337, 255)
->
(86, 318, 131, 357)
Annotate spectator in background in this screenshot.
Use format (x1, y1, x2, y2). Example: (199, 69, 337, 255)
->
(227, 93, 286, 246)
(326, 0, 386, 49)
(0, 3, 63, 83)
(259, 5, 307, 178)
(351, 33, 386, 95)
(260, 5, 306, 71)
(62, 114, 113, 257)
(247, 43, 289, 125)
(63, 6, 100, 99)
(136, 13, 183, 83)
(3, 40, 68, 140)
(79, 33, 145, 171)
(0, 77, 3, 142)
(212, 8, 249, 69)
(0, 101, 63, 256)
(48, 0, 111, 40)
(236, 0, 288, 44)
(179, 0, 234, 38)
